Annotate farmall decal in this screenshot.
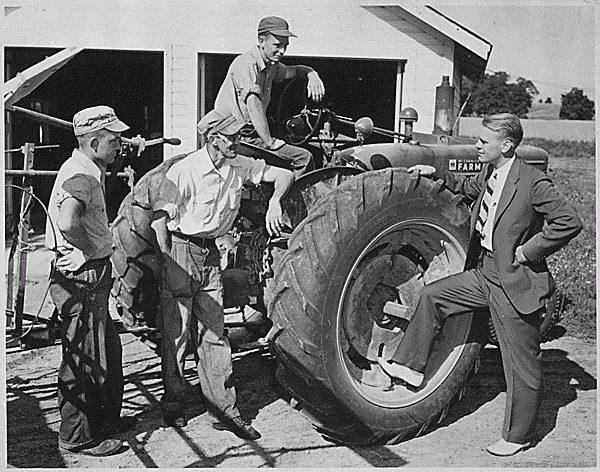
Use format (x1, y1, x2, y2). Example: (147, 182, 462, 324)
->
(448, 159, 483, 173)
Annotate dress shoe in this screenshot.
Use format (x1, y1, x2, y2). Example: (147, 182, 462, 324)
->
(212, 416, 261, 440)
(101, 416, 138, 434)
(60, 438, 124, 457)
(486, 438, 531, 456)
(377, 345, 424, 388)
(163, 411, 187, 428)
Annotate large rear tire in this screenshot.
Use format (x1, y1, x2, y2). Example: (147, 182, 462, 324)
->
(266, 168, 488, 445)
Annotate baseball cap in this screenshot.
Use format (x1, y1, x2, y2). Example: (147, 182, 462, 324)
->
(257, 16, 297, 37)
(73, 106, 129, 137)
(197, 110, 245, 137)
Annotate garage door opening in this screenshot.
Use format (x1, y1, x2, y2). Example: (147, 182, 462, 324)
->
(5, 48, 164, 224)
(199, 53, 403, 146)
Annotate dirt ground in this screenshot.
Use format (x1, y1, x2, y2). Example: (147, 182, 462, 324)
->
(5, 328, 597, 468)
(5, 215, 597, 469)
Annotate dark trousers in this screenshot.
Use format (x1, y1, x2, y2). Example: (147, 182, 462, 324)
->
(160, 237, 239, 419)
(241, 135, 312, 178)
(49, 258, 124, 449)
(391, 251, 543, 443)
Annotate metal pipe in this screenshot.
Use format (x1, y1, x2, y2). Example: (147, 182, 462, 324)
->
(5, 170, 131, 177)
(6, 105, 180, 147)
(5, 144, 60, 153)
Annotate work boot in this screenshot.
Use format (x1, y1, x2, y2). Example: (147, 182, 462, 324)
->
(212, 416, 261, 440)
(60, 439, 124, 457)
(163, 410, 187, 428)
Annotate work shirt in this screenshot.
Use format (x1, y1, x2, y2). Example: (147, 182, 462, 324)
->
(479, 156, 515, 251)
(213, 46, 287, 125)
(158, 147, 266, 238)
(45, 149, 112, 259)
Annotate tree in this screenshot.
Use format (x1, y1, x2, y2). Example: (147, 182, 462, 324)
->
(460, 72, 536, 118)
(517, 77, 539, 98)
(545, 97, 553, 104)
(559, 88, 595, 120)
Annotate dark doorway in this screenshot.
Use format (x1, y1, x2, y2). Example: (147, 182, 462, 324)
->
(200, 53, 400, 144)
(5, 48, 164, 223)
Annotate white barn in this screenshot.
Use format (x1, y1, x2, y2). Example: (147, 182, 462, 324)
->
(4, 0, 492, 159)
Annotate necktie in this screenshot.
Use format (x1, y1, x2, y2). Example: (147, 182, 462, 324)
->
(476, 172, 498, 237)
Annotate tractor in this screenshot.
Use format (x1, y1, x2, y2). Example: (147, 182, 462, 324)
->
(109, 80, 553, 446)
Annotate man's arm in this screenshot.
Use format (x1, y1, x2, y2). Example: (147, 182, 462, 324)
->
(55, 197, 95, 271)
(520, 175, 583, 262)
(260, 165, 294, 236)
(283, 65, 325, 102)
(246, 94, 284, 150)
(150, 210, 171, 255)
(407, 164, 485, 202)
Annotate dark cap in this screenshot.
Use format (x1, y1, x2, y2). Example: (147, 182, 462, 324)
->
(73, 105, 129, 137)
(197, 110, 245, 137)
(257, 16, 297, 37)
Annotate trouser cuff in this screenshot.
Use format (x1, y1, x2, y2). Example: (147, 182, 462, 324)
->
(160, 399, 183, 413)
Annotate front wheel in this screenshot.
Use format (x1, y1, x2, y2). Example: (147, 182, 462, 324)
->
(266, 168, 489, 445)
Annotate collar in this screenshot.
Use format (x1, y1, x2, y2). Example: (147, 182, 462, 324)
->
(195, 146, 244, 176)
(250, 45, 268, 71)
(492, 156, 516, 178)
(71, 149, 103, 182)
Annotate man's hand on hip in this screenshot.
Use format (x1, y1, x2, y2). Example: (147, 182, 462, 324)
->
(56, 242, 90, 272)
(514, 245, 529, 265)
(306, 71, 325, 102)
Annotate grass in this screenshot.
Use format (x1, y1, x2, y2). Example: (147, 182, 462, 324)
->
(546, 155, 596, 340)
(527, 102, 561, 120)
(522, 138, 595, 159)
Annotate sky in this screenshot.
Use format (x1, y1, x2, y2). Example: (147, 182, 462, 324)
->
(432, 3, 596, 104)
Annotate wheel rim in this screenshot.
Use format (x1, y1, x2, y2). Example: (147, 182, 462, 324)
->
(334, 218, 469, 408)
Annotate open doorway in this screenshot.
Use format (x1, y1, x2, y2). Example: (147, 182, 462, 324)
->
(198, 53, 401, 146)
(5, 47, 164, 223)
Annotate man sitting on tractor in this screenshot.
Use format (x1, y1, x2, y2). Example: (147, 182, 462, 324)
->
(210, 16, 325, 178)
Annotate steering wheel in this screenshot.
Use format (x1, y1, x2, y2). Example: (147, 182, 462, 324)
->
(275, 76, 324, 146)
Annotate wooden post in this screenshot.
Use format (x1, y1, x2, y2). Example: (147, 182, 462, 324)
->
(11, 143, 35, 345)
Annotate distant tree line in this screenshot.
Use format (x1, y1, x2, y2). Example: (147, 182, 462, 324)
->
(460, 72, 594, 120)
(559, 88, 595, 120)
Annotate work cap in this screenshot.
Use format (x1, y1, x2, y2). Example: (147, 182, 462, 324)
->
(257, 16, 297, 37)
(197, 110, 245, 137)
(73, 105, 129, 136)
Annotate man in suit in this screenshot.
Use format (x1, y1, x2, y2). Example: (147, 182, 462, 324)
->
(377, 113, 582, 456)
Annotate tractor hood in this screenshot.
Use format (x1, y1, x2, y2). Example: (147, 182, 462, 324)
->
(340, 142, 549, 174)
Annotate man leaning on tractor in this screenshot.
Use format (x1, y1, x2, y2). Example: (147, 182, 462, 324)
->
(378, 113, 582, 457)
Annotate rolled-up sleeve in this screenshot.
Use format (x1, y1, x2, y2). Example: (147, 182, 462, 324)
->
(231, 57, 262, 104)
(237, 156, 266, 185)
(59, 173, 95, 211)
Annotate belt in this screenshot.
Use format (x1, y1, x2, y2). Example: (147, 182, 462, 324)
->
(171, 231, 216, 247)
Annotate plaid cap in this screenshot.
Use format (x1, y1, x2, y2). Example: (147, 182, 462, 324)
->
(257, 16, 297, 37)
(73, 106, 129, 137)
(197, 110, 245, 137)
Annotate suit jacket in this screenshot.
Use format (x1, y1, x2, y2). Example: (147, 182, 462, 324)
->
(439, 157, 582, 314)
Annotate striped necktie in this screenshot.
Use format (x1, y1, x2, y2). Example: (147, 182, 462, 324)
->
(476, 172, 498, 236)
